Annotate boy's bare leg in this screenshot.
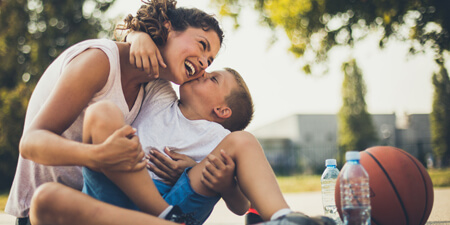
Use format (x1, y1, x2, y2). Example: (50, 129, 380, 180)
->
(82, 100, 169, 215)
(29, 182, 177, 225)
(188, 131, 290, 221)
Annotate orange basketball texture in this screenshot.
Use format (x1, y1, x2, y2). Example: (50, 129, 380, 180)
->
(335, 146, 434, 225)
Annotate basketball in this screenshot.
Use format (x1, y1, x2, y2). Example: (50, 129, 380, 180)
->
(335, 146, 434, 225)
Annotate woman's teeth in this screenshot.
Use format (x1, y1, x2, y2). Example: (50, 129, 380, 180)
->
(185, 61, 195, 76)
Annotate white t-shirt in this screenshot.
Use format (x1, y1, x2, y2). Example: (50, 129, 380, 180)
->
(132, 79, 230, 181)
(6, 39, 144, 217)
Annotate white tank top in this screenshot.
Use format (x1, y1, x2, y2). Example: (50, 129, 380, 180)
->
(5, 39, 144, 217)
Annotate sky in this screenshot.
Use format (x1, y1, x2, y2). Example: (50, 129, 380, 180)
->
(106, 0, 439, 131)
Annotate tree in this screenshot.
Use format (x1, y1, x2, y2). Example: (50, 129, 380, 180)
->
(0, 83, 32, 190)
(430, 61, 450, 168)
(337, 59, 377, 163)
(212, 0, 450, 74)
(212, 0, 450, 166)
(0, 0, 116, 191)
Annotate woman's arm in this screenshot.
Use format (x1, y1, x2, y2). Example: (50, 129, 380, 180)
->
(20, 49, 144, 171)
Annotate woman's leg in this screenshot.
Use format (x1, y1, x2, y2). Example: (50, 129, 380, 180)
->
(29, 182, 176, 225)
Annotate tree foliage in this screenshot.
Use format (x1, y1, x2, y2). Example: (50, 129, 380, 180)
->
(0, 83, 32, 190)
(212, 0, 450, 74)
(337, 59, 377, 163)
(0, 0, 115, 191)
(431, 62, 450, 168)
(212, 0, 450, 167)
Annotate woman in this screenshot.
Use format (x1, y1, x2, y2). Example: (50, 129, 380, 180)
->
(5, 0, 224, 224)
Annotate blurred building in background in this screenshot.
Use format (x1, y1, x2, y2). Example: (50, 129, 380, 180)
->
(251, 113, 431, 174)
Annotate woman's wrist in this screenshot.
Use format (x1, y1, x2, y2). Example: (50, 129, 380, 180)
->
(83, 143, 103, 170)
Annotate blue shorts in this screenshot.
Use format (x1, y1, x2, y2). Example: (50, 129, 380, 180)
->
(82, 167, 220, 224)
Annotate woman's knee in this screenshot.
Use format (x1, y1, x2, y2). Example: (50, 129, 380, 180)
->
(30, 183, 64, 224)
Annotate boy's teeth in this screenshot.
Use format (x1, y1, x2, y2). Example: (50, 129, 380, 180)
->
(185, 61, 195, 76)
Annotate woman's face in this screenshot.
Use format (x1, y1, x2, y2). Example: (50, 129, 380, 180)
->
(159, 27, 221, 85)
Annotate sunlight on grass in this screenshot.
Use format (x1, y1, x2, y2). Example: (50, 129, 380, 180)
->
(0, 169, 448, 212)
(277, 168, 450, 193)
(429, 169, 450, 187)
(277, 175, 322, 193)
(0, 192, 8, 212)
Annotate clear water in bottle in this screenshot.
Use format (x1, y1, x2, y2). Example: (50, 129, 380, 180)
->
(321, 159, 341, 224)
(340, 151, 371, 225)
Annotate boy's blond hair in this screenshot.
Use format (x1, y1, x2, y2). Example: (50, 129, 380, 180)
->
(220, 68, 254, 132)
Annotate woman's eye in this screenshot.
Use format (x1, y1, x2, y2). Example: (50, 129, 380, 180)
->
(211, 77, 217, 82)
(200, 41, 206, 50)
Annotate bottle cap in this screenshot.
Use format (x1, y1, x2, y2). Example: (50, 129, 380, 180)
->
(345, 151, 361, 160)
(325, 159, 337, 166)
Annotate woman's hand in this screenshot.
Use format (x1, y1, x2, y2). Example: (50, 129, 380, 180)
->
(201, 150, 236, 195)
(146, 147, 197, 185)
(126, 31, 166, 77)
(91, 125, 146, 172)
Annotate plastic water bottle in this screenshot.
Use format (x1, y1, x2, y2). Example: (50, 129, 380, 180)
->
(340, 151, 371, 225)
(321, 159, 341, 224)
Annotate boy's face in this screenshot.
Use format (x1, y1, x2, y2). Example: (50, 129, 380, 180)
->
(179, 70, 237, 117)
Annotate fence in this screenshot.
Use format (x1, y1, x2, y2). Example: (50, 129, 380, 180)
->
(260, 140, 435, 175)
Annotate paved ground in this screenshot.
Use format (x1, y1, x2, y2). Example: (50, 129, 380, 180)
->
(1, 188, 449, 225)
(204, 188, 450, 225)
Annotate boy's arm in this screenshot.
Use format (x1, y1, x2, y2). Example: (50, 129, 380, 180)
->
(202, 150, 250, 215)
(126, 31, 166, 77)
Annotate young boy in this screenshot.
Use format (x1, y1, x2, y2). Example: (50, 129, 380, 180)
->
(80, 68, 335, 225)
(82, 68, 247, 222)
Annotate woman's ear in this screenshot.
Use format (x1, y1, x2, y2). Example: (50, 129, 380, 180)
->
(214, 107, 232, 119)
(164, 21, 172, 31)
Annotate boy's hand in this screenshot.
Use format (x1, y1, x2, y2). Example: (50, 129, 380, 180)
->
(146, 147, 197, 185)
(201, 150, 236, 194)
(127, 31, 166, 77)
(92, 125, 146, 172)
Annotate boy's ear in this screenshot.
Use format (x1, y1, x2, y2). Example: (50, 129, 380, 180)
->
(214, 106, 232, 119)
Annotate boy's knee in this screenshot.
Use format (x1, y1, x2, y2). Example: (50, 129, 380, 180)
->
(224, 131, 260, 150)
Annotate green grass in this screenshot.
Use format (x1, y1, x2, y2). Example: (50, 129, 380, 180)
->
(277, 168, 450, 193)
(0, 191, 8, 212)
(277, 175, 322, 193)
(428, 168, 450, 187)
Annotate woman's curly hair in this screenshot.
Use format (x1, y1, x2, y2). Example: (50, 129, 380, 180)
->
(117, 0, 223, 46)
